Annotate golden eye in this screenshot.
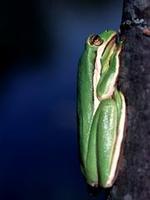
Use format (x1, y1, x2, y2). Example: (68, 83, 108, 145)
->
(89, 34, 103, 46)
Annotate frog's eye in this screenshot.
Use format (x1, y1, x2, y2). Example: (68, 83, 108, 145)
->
(89, 34, 103, 46)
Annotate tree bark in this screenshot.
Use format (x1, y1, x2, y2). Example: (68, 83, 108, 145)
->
(110, 0, 150, 199)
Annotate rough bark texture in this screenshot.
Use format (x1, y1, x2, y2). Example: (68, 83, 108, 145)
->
(110, 0, 150, 199)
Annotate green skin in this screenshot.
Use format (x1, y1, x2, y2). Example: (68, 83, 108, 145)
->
(77, 30, 126, 188)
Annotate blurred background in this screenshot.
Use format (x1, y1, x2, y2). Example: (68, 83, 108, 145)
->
(0, 0, 123, 199)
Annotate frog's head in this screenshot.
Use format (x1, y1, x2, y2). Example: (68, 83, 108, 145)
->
(87, 30, 117, 47)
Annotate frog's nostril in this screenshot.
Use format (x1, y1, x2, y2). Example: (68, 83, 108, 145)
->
(89, 34, 103, 46)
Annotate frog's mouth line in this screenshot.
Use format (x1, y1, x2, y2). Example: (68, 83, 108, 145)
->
(93, 34, 117, 115)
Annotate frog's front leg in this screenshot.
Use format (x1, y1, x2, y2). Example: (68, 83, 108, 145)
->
(96, 43, 122, 100)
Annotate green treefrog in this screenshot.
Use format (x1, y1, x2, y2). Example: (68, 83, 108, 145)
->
(77, 30, 126, 188)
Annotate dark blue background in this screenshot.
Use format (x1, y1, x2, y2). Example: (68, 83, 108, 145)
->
(0, 0, 123, 199)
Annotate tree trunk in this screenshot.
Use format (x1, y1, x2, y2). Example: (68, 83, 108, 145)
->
(110, 0, 150, 199)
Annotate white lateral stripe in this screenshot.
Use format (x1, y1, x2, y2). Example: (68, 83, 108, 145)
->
(93, 36, 116, 115)
(93, 42, 107, 115)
